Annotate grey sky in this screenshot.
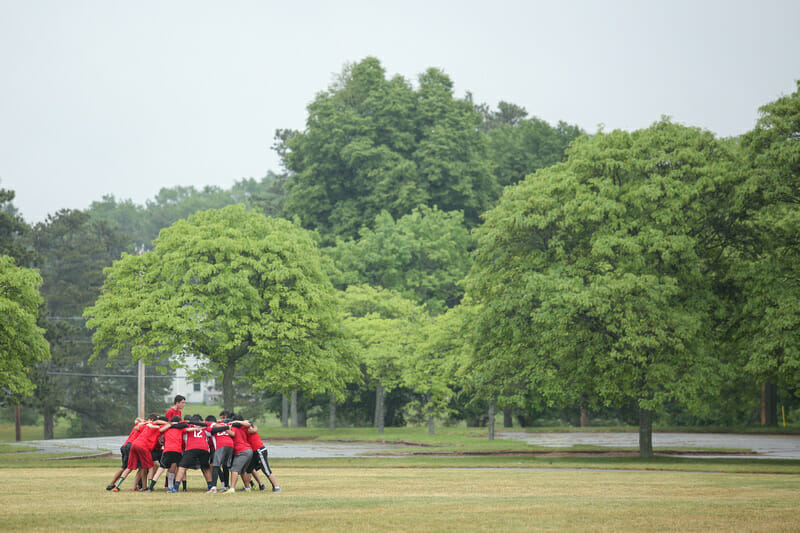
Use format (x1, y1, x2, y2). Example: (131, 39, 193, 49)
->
(1, 0, 798, 224)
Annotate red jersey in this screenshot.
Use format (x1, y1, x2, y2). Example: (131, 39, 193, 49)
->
(246, 429, 264, 450)
(165, 408, 182, 421)
(162, 425, 185, 453)
(210, 423, 234, 449)
(183, 425, 209, 451)
(123, 425, 140, 446)
(231, 424, 251, 454)
(135, 423, 162, 451)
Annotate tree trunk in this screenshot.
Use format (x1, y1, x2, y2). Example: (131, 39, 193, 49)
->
(329, 393, 336, 431)
(580, 403, 588, 428)
(222, 360, 236, 414)
(638, 407, 653, 458)
(488, 399, 495, 441)
(43, 408, 54, 440)
(427, 393, 435, 436)
(375, 383, 385, 434)
(281, 393, 289, 427)
(503, 407, 513, 428)
(15, 404, 21, 442)
(290, 390, 298, 428)
(761, 382, 778, 426)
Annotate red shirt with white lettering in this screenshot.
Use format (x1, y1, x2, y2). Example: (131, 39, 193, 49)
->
(183, 425, 209, 451)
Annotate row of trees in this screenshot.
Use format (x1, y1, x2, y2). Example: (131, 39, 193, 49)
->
(1, 58, 798, 457)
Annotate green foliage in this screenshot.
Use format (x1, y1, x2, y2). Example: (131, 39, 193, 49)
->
(84, 205, 356, 409)
(327, 205, 473, 314)
(466, 120, 743, 452)
(279, 57, 498, 241)
(0, 187, 32, 266)
(737, 81, 800, 388)
(0, 255, 50, 398)
(87, 173, 287, 247)
(339, 284, 426, 393)
(26, 209, 163, 436)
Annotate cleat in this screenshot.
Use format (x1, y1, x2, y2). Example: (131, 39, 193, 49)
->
(206, 487, 217, 493)
(259, 484, 266, 491)
(272, 487, 281, 493)
(106, 485, 115, 491)
(227, 488, 236, 493)
(112, 487, 120, 492)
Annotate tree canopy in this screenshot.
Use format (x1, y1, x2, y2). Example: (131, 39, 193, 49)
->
(85, 205, 356, 411)
(327, 205, 473, 314)
(466, 120, 743, 455)
(278, 57, 498, 241)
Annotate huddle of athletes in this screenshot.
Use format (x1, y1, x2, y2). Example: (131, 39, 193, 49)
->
(106, 395, 281, 494)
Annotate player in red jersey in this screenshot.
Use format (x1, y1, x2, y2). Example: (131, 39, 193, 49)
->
(112, 414, 168, 492)
(105, 417, 144, 490)
(244, 424, 281, 492)
(226, 417, 253, 493)
(165, 395, 186, 421)
(172, 417, 214, 492)
(206, 417, 235, 493)
(148, 415, 190, 491)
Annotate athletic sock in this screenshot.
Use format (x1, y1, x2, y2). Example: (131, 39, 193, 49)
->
(167, 473, 175, 489)
(115, 476, 126, 489)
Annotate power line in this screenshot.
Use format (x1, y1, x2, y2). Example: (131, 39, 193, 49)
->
(46, 371, 174, 379)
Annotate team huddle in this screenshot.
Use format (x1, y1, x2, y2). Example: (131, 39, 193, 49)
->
(106, 395, 281, 494)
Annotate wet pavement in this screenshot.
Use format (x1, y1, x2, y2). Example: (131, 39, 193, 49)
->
(8, 432, 800, 459)
(8, 436, 404, 458)
(496, 431, 800, 459)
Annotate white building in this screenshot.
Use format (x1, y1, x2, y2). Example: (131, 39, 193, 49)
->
(166, 354, 221, 405)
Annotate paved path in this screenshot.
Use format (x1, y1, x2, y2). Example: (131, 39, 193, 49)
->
(9, 432, 800, 459)
(8, 436, 403, 458)
(496, 431, 800, 459)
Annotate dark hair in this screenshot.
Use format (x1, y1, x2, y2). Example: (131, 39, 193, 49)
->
(231, 414, 243, 421)
(147, 413, 159, 421)
(170, 415, 182, 423)
(219, 409, 230, 419)
(157, 415, 168, 422)
(205, 415, 217, 423)
(174, 395, 186, 405)
(191, 414, 203, 422)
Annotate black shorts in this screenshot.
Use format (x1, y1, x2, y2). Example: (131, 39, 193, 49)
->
(248, 447, 272, 476)
(120, 442, 132, 469)
(151, 449, 162, 463)
(159, 451, 182, 469)
(178, 448, 210, 470)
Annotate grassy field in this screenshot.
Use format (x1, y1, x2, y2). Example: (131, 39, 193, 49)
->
(2, 425, 800, 532)
(0, 462, 798, 532)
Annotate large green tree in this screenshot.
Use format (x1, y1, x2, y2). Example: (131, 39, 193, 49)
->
(0, 255, 50, 399)
(278, 57, 497, 241)
(467, 121, 742, 456)
(85, 205, 355, 412)
(737, 81, 800, 401)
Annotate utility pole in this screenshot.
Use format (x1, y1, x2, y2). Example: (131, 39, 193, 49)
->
(137, 359, 145, 418)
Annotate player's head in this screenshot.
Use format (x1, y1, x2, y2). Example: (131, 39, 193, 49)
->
(173, 394, 186, 408)
(147, 413, 159, 421)
(205, 415, 217, 423)
(170, 415, 182, 423)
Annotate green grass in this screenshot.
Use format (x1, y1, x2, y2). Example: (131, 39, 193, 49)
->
(3, 425, 800, 531)
(0, 462, 798, 532)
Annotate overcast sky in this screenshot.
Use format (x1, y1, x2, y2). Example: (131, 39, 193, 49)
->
(1, 1, 798, 224)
